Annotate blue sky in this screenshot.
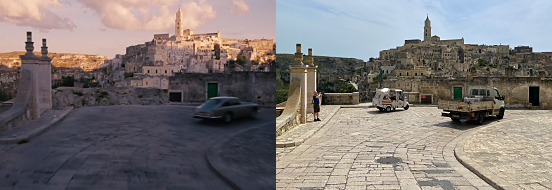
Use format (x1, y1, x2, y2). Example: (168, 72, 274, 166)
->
(277, 0, 552, 61)
(0, 0, 275, 58)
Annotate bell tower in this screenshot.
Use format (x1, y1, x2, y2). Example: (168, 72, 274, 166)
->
(175, 5, 184, 38)
(424, 14, 431, 42)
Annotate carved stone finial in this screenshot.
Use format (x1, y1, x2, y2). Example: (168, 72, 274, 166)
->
(41, 38, 48, 56)
(294, 43, 303, 65)
(25, 31, 34, 56)
(307, 48, 314, 65)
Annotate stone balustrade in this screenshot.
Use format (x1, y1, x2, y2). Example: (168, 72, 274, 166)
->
(323, 92, 360, 105)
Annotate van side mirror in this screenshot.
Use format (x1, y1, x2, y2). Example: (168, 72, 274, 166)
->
(502, 95, 505, 100)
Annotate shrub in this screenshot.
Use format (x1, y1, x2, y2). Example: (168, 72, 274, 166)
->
(60, 76, 75, 87)
(0, 90, 12, 101)
(73, 91, 84, 96)
(138, 95, 143, 98)
(486, 67, 490, 71)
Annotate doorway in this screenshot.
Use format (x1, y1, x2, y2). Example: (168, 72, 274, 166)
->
(453, 87, 462, 99)
(421, 94, 432, 104)
(169, 92, 182, 102)
(207, 83, 218, 99)
(529, 86, 539, 106)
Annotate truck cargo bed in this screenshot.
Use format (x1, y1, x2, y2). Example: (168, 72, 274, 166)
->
(438, 99, 494, 112)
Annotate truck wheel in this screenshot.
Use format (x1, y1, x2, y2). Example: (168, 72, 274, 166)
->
(378, 108, 383, 112)
(497, 108, 504, 119)
(476, 112, 484, 125)
(385, 106, 391, 112)
(404, 104, 409, 110)
(451, 118, 460, 122)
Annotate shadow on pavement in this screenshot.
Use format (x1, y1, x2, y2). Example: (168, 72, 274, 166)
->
(367, 109, 407, 114)
(433, 116, 503, 130)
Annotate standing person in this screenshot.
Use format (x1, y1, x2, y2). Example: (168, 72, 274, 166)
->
(313, 91, 322, 122)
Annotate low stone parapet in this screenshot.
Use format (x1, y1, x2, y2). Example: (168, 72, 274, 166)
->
(276, 81, 301, 136)
(323, 92, 359, 105)
(0, 70, 32, 131)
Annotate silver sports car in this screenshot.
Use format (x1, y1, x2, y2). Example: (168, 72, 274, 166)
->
(192, 97, 259, 122)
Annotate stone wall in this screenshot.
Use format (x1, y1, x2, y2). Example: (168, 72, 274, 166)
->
(413, 77, 552, 109)
(0, 70, 32, 131)
(168, 71, 276, 107)
(324, 92, 360, 105)
(52, 87, 169, 108)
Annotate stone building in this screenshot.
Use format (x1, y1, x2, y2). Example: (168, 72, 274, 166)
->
(167, 71, 275, 107)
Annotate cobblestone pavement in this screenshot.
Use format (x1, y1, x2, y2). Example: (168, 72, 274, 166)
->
(463, 116, 552, 189)
(0, 105, 274, 190)
(276, 107, 552, 190)
(0, 109, 70, 139)
(211, 123, 275, 189)
(276, 105, 341, 156)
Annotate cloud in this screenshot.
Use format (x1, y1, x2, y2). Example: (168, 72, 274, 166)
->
(79, 0, 216, 31)
(0, 0, 77, 32)
(231, 0, 250, 16)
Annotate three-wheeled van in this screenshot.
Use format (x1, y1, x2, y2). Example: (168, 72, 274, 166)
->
(372, 88, 409, 112)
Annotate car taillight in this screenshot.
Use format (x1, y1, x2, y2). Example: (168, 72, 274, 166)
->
(465, 116, 470, 119)
(442, 113, 447, 116)
(210, 111, 214, 114)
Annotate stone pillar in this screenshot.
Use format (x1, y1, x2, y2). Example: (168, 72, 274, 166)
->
(290, 66, 307, 124)
(18, 32, 53, 120)
(305, 48, 317, 113)
(38, 38, 52, 113)
(19, 32, 40, 119)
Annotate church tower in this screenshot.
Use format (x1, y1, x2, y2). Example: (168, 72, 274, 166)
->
(424, 15, 431, 42)
(175, 5, 184, 38)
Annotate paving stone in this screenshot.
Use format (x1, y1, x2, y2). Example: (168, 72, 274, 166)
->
(277, 107, 552, 189)
(0, 105, 274, 190)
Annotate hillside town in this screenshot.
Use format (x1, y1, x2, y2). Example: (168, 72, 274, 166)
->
(0, 6, 276, 103)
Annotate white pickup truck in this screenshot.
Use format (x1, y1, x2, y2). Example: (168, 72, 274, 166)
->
(438, 86, 505, 124)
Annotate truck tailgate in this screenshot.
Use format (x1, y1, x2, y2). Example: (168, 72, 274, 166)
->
(438, 100, 470, 112)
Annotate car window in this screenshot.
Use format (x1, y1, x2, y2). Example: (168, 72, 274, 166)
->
(495, 89, 500, 98)
(201, 99, 222, 109)
(231, 99, 241, 106)
(471, 89, 478, 95)
(221, 100, 232, 107)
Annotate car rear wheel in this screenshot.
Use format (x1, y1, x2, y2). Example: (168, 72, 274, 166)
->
(250, 108, 258, 118)
(223, 112, 233, 123)
(451, 118, 460, 122)
(385, 106, 391, 112)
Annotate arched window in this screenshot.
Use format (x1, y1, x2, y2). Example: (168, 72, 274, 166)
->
(407, 72, 409, 76)
(415, 73, 418, 76)
(147, 70, 150, 73)
(156, 70, 158, 73)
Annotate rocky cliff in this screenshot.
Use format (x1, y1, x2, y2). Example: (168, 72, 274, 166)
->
(52, 87, 169, 108)
(0, 51, 110, 72)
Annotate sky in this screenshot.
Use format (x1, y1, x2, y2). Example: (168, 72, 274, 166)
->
(276, 0, 552, 61)
(0, 0, 275, 58)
